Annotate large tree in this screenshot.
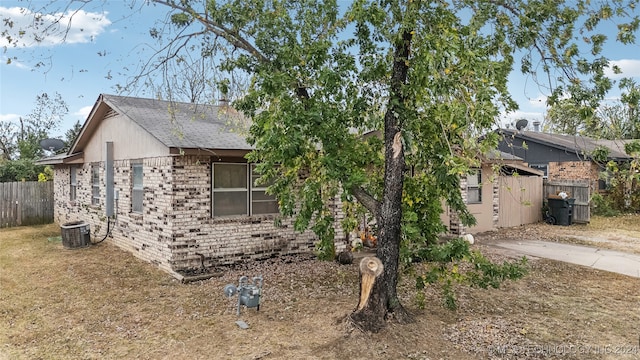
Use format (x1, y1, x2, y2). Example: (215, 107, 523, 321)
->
(0, 92, 68, 161)
(17, 92, 68, 160)
(547, 78, 640, 139)
(147, 0, 638, 330)
(8, 0, 639, 331)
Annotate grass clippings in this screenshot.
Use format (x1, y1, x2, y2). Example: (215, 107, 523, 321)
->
(1, 221, 639, 359)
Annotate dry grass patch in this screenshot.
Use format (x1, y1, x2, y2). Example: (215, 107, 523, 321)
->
(1, 223, 639, 359)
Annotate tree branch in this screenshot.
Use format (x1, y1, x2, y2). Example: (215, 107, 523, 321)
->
(152, 0, 271, 65)
(350, 185, 380, 218)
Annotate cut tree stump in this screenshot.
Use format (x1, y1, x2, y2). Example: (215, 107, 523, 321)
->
(356, 256, 383, 311)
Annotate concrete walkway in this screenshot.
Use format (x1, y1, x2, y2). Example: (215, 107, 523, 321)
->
(491, 240, 640, 278)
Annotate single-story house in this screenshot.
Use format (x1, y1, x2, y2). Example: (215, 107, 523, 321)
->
(496, 128, 635, 191)
(39, 94, 544, 275)
(39, 94, 346, 275)
(441, 150, 544, 234)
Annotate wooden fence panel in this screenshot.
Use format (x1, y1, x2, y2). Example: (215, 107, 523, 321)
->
(0, 181, 54, 228)
(543, 180, 590, 223)
(498, 176, 543, 228)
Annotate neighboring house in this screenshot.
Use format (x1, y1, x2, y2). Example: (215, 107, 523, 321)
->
(441, 150, 544, 235)
(496, 128, 635, 191)
(38, 94, 346, 276)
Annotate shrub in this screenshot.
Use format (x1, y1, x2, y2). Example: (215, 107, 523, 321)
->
(590, 193, 621, 217)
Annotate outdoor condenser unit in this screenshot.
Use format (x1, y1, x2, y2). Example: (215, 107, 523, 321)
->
(60, 221, 91, 249)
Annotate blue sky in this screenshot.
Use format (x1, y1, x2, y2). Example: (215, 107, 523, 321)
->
(1, 1, 640, 139)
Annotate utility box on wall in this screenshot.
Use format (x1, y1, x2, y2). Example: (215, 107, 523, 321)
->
(60, 221, 91, 249)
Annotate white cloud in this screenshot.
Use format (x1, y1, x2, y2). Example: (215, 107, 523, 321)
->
(0, 113, 21, 123)
(73, 106, 92, 120)
(0, 6, 111, 48)
(527, 95, 548, 109)
(1, 55, 29, 69)
(605, 59, 640, 79)
(500, 110, 545, 128)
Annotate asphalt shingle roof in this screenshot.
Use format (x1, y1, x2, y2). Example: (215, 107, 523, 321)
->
(102, 94, 253, 150)
(499, 128, 635, 160)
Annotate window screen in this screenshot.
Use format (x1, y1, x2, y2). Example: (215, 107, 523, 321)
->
(70, 167, 77, 201)
(132, 163, 143, 213)
(213, 163, 248, 216)
(91, 165, 100, 206)
(467, 169, 482, 204)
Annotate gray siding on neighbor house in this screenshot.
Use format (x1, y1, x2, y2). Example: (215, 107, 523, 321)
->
(497, 136, 586, 165)
(54, 155, 334, 274)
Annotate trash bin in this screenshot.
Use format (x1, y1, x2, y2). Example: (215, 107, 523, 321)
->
(547, 198, 575, 226)
(60, 221, 91, 249)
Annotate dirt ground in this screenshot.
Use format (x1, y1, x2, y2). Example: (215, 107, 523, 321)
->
(1, 219, 639, 360)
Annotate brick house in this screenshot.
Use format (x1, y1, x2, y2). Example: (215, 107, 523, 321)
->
(39, 94, 346, 276)
(496, 128, 634, 192)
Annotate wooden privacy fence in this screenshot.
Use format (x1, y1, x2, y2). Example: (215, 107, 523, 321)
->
(497, 175, 544, 228)
(0, 181, 54, 228)
(543, 180, 591, 223)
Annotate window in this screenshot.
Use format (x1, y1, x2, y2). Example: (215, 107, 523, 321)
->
(212, 163, 278, 217)
(213, 163, 248, 216)
(467, 169, 482, 204)
(529, 164, 548, 178)
(132, 163, 143, 213)
(69, 167, 77, 201)
(251, 164, 279, 215)
(91, 165, 100, 206)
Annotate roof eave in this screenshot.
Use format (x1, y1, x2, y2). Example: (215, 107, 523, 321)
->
(169, 147, 252, 157)
(35, 152, 84, 165)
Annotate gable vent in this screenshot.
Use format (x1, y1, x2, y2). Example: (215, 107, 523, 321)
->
(104, 109, 118, 119)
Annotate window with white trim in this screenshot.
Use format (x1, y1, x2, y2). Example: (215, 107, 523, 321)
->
(467, 169, 482, 204)
(69, 167, 77, 201)
(132, 163, 143, 213)
(212, 163, 278, 217)
(91, 165, 100, 206)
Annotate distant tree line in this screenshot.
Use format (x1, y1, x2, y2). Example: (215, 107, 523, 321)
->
(0, 92, 81, 182)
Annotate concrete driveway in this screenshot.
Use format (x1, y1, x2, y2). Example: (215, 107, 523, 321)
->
(490, 240, 640, 278)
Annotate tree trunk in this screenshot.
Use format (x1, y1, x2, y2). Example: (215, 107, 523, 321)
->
(350, 30, 414, 332)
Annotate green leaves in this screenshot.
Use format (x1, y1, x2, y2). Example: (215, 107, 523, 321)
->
(591, 145, 611, 163)
(170, 13, 192, 26)
(150, 0, 637, 310)
(414, 237, 529, 310)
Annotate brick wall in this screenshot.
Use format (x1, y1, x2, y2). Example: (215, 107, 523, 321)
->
(548, 160, 600, 191)
(54, 155, 346, 275)
(54, 157, 176, 272)
(168, 156, 321, 270)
